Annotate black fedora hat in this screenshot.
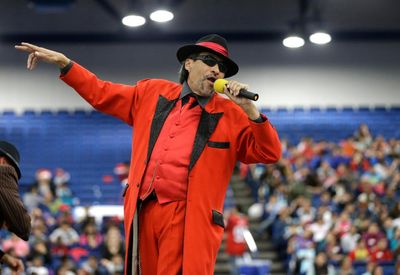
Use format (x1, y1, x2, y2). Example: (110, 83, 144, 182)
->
(0, 141, 21, 179)
(176, 34, 239, 78)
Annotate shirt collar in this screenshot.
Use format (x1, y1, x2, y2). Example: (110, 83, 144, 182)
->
(180, 82, 211, 109)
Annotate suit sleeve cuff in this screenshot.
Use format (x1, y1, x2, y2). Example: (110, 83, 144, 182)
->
(60, 61, 74, 76)
(250, 113, 267, 123)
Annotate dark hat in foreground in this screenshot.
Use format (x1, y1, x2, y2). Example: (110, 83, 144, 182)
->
(0, 141, 21, 179)
(176, 34, 239, 78)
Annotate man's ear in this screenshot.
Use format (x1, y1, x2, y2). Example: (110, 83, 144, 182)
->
(184, 59, 192, 72)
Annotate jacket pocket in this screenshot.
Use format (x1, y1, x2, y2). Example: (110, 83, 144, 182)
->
(208, 141, 230, 149)
(212, 209, 225, 228)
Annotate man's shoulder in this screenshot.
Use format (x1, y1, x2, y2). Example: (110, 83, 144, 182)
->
(138, 79, 182, 99)
(140, 78, 180, 88)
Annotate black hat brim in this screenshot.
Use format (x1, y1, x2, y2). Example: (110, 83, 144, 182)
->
(0, 147, 21, 179)
(177, 45, 239, 78)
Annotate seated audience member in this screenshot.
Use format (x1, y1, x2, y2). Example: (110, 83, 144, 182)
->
(49, 220, 79, 247)
(308, 251, 335, 275)
(27, 239, 52, 266)
(340, 225, 360, 254)
(101, 254, 124, 275)
(337, 256, 355, 275)
(101, 225, 125, 260)
(26, 255, 50, 275)
(225, 206, 249, 275)
(362, 222, 385, 249)
(79, 222, 103, 250)
(34, 168, 55, 198)
(349, 239, 370, 262)
(23, 184, 43, 212)
(78, 255, 105, 274)
(369, 238, 393, 263)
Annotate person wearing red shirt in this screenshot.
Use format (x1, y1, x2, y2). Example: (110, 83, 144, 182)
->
(16, 34, 281, 275)
(370, 238, 393, 263)
(225, 206, 249, 275)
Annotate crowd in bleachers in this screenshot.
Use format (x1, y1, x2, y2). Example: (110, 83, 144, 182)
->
(0, 167, 126, 275)
(243, 124, 400, 274)
(2, 106, 400, 275)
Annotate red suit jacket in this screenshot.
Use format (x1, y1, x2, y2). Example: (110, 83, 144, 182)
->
(61, 63, 281, 274)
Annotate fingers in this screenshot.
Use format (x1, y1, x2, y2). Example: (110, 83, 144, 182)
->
(226, 80, 249, 97)
(14, 42, 40, 53)
(27, 52, 34, 70)
(31, 55, 39, 70)
(27, 52, 40, 70)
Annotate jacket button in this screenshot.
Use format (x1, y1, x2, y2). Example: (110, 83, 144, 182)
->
(136, 183, 140, 188)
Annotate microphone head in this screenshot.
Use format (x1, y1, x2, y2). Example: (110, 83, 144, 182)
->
(213, 79, 228, 93)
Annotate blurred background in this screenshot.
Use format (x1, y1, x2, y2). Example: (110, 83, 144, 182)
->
(1, 0, 400, 274)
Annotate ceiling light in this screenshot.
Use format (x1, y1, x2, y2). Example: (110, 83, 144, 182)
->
(150, 10, 174, 23)
(309, 32, 332, 45)
(122, 14, 146, 27)
(282, 35, 305, 48)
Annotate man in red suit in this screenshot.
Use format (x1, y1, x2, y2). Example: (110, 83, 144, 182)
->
(16, 34, 281, 275)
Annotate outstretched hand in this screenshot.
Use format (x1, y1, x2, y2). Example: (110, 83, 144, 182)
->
(15, 42, 70, 70)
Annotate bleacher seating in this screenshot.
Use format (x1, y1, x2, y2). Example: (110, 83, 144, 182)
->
(263, 106, 400, 144)
(1, 106, 399, 206)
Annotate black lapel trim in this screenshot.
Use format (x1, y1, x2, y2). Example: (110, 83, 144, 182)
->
(189, 111, 223, 170)
(147, 95, 178, 161)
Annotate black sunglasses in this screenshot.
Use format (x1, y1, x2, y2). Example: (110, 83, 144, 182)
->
(192, 55, 227, 73)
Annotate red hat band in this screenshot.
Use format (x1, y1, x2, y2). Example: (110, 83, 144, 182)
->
(196, 42, 229, 57)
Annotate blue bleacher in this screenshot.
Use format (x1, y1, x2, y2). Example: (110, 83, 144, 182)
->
(1, 106, 400, 205)
(263, 106, 400, 144)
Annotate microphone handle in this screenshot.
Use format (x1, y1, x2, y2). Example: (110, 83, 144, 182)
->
(239, 89, 259, 101)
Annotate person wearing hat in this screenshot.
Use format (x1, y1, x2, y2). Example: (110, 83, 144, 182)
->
(0, 141, 31, 273)
(16, 34, 281, 274)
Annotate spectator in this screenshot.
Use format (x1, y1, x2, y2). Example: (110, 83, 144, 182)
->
(100, 225, 124, 260)
(362, 222, 385, 249)
(296, 198, 316, 224)
(101, 254, 124, 275)
(23, 184, 43, 212)
(26, 255, 50, 275)
(225, 206, 249, 275)
(369, 238, 393, 263)
(78, 255, 103, 274)
(34, 168, 55, 198)
(308, 214, 331, 246)
(257, 193, 287, 235)
(334, 212, 352, 238)
(340, 225, 360, 254)
(49, 220, 79, 247)
(348, 239, 369, 262)
(27, 239, 52, 266)
(336, 256, 355, 275)
(307, 251, 335, 275)
(79, 222, 103, 250)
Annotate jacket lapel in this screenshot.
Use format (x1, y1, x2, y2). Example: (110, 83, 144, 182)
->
(147, 95, 178, 161)
(189, 110, 223, 170)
